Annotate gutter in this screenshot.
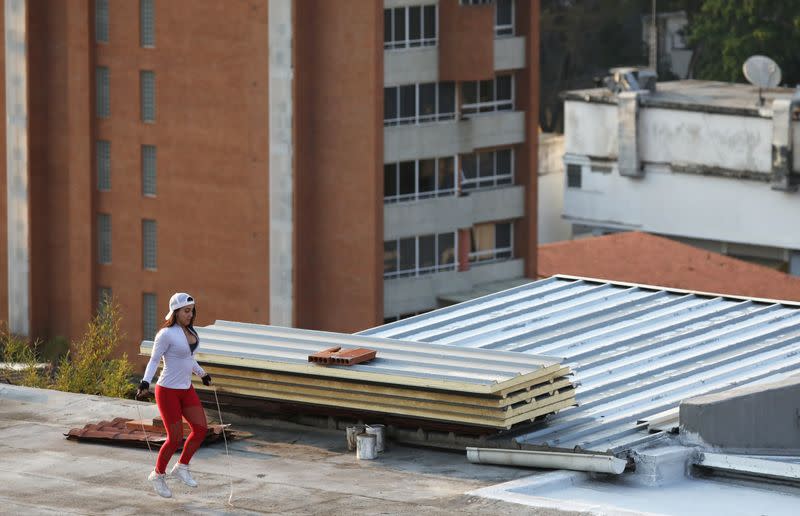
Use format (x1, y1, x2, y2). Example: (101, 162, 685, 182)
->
(466, 447, 627, 474)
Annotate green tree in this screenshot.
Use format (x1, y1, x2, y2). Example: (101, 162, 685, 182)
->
(687, 0, 800, 84)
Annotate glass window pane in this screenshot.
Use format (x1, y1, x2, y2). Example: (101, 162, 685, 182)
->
(423, 5, 436, 40)
(384, 164, 397, 198)
(140, 70, 156, 122)
(142, 219, 157, 270)
(399, 161, 415, 195)
(479, 79, 494, 103)
(419, 83, 436, 119)
(419, 159, 435, 193)
(140, 0, 155, 47)
(462, 81, 477, 105)
(384, 87, 397, 121)
(95, 0, 109, 43)
(143, 293, 157, 340)
(399, 85, 415, 120)
(496, 149, 511, 176)
(438, 82, 455, 115)
(479, 152, 494, 177)
(97, 140, 111, 191)
(419, 235, 436, 269)
(496, 0, 512, 25)
(409, 7, 421, 44)
(438, 157, 454, 191)
(461, 154, 477, 180)
(497, 75, 512, 101)
(496, 222, 511, 248)
(399, 238, 415, 271)
(384, 241, 398, 273)
(393, 7, 406, 44)
(438, 233, 455, 265)
(384, 9, 392, 45)
(142, 145, 157, 196)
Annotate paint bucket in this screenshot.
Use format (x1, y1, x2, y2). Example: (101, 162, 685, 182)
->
(365, 424, 385, 453)
(346, 425, 366, 451)
(356, 433, 377, 460)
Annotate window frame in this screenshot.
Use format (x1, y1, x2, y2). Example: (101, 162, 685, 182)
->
(384, 231, 459, 279)
(95, 0, 109, 43)
(384, 4, 438, 50)
(98, 213, 112, 265)
(461, 74, 514, 117)
(140, 70, 156, 123)
(142, 293, 157, 341)
(384, 82, 456, 126)
(384, 155, 458, 203)
(142, 219, 158, 270)
(140, 0, 155, 48)
(468, 221, 514, 264)
(141, 144, 157, 196)
(96, 140, 111, 191)
(96, 66, 110, 118)
(460, 148, 514, 191)
(494, 0, 514, 38)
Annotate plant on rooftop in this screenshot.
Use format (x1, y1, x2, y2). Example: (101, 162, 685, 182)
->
(52, 297, 135, 398)
(0, 323, 49, 388)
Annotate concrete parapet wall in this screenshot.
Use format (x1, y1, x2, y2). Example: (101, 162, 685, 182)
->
(680, 375, 800, 453)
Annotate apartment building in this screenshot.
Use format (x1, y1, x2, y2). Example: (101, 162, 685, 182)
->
(561, 78, 800, 273)
(2, 0, 539, 361)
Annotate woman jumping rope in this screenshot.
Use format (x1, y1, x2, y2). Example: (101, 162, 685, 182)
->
(137, 292, 213, 498)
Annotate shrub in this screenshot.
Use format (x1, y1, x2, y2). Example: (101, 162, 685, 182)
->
(0, 323, 49, 387)
(52, 298, 135, 398)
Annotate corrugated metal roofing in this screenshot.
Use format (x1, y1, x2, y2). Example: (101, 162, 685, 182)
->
(360, 275, 800, 454)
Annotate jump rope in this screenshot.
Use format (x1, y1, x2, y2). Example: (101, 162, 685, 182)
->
(134, 385, 234, 507)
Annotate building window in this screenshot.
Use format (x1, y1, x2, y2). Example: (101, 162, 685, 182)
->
(470, 221, 513, 264)
(140, 71, 156, 122)
(95, 0, 109, 43)
(96, 66, 110, 118)
(98, 213, 112, 264)
(567, 164, 582, 188)
(462, 74, 513, 116)
(461, 0, 494, 5)
(384, 82, 455, 126)
(143, 293, 157, 340)
(98, 287, 113, 311)
(142, 145, 157, 196)
(140, 0, 155, 48)
(495, 0, 514, 37)
(384, 156, 456, 203)
(97, 140, 111, 191)
(142, 219, 157, 270)
(460, 148, 513, 191)
(384, 5, 437, 50)
(384, 232, 457, 279)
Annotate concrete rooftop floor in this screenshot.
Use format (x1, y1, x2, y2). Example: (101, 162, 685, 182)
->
(0, 384, 578, 515)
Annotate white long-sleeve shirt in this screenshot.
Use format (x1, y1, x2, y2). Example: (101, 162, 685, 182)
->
(143, 324, 206, 389)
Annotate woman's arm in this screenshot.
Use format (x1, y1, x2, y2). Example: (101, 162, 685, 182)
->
(142, 329, 170, 384)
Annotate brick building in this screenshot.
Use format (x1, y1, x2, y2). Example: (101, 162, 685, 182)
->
(2, 0, 540, 362)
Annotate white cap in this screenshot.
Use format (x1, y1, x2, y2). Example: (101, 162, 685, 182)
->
(164, 292, 195, 320)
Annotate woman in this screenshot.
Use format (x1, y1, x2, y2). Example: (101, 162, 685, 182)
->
(137, 292, 212, 498)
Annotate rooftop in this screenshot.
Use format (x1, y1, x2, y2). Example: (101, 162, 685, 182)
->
(538, 232, 800, 303)
(562, 79, 799, 116)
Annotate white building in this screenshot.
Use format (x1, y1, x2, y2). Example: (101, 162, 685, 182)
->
(562, 79, 800, 274)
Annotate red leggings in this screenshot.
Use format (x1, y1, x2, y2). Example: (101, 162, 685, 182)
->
(154, 385, 208, 474)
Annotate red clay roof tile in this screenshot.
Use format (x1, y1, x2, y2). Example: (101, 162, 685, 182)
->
(538, 232, 800, 302)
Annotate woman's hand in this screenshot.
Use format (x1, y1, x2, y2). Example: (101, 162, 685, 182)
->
(201, 373, 213, 386)
(136, 380, 152, 400)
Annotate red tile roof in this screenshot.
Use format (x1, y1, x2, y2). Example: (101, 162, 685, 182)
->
(65, 417, 232, 448)
(538, 232, 800, 302)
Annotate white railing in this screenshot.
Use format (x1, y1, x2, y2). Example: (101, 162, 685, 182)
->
(468, 247, 513, 265)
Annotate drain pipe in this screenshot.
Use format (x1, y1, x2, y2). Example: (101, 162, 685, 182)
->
(466, 447, 627, 475)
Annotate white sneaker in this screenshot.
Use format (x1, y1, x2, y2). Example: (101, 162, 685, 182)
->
(148, 470, 172, 498)
(170, 463, 198, 488)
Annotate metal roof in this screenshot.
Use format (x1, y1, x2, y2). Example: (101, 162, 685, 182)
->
(360, 275, 800, 454)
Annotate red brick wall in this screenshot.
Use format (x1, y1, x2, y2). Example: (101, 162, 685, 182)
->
(294, 0, 383, 332)
(438, 0, 495, 82)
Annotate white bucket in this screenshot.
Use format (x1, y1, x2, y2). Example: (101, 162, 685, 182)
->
(346, 425, 366, 452)
(365, 424, 385, 453)
(356, 433, 377, 460)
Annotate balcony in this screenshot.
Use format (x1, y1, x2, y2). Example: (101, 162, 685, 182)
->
(384, 185, 524, 240)
(384, 110, 525, 163)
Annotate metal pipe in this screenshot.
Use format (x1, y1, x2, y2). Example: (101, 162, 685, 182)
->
(466, 447, 627, 475)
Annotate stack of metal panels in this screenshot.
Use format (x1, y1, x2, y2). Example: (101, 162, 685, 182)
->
(140, 321, 575, 429)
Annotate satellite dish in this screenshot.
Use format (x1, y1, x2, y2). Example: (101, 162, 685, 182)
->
(743, 55, 781, 88)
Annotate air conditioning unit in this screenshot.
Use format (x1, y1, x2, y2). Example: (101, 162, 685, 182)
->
(604, 67, 657, 94)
